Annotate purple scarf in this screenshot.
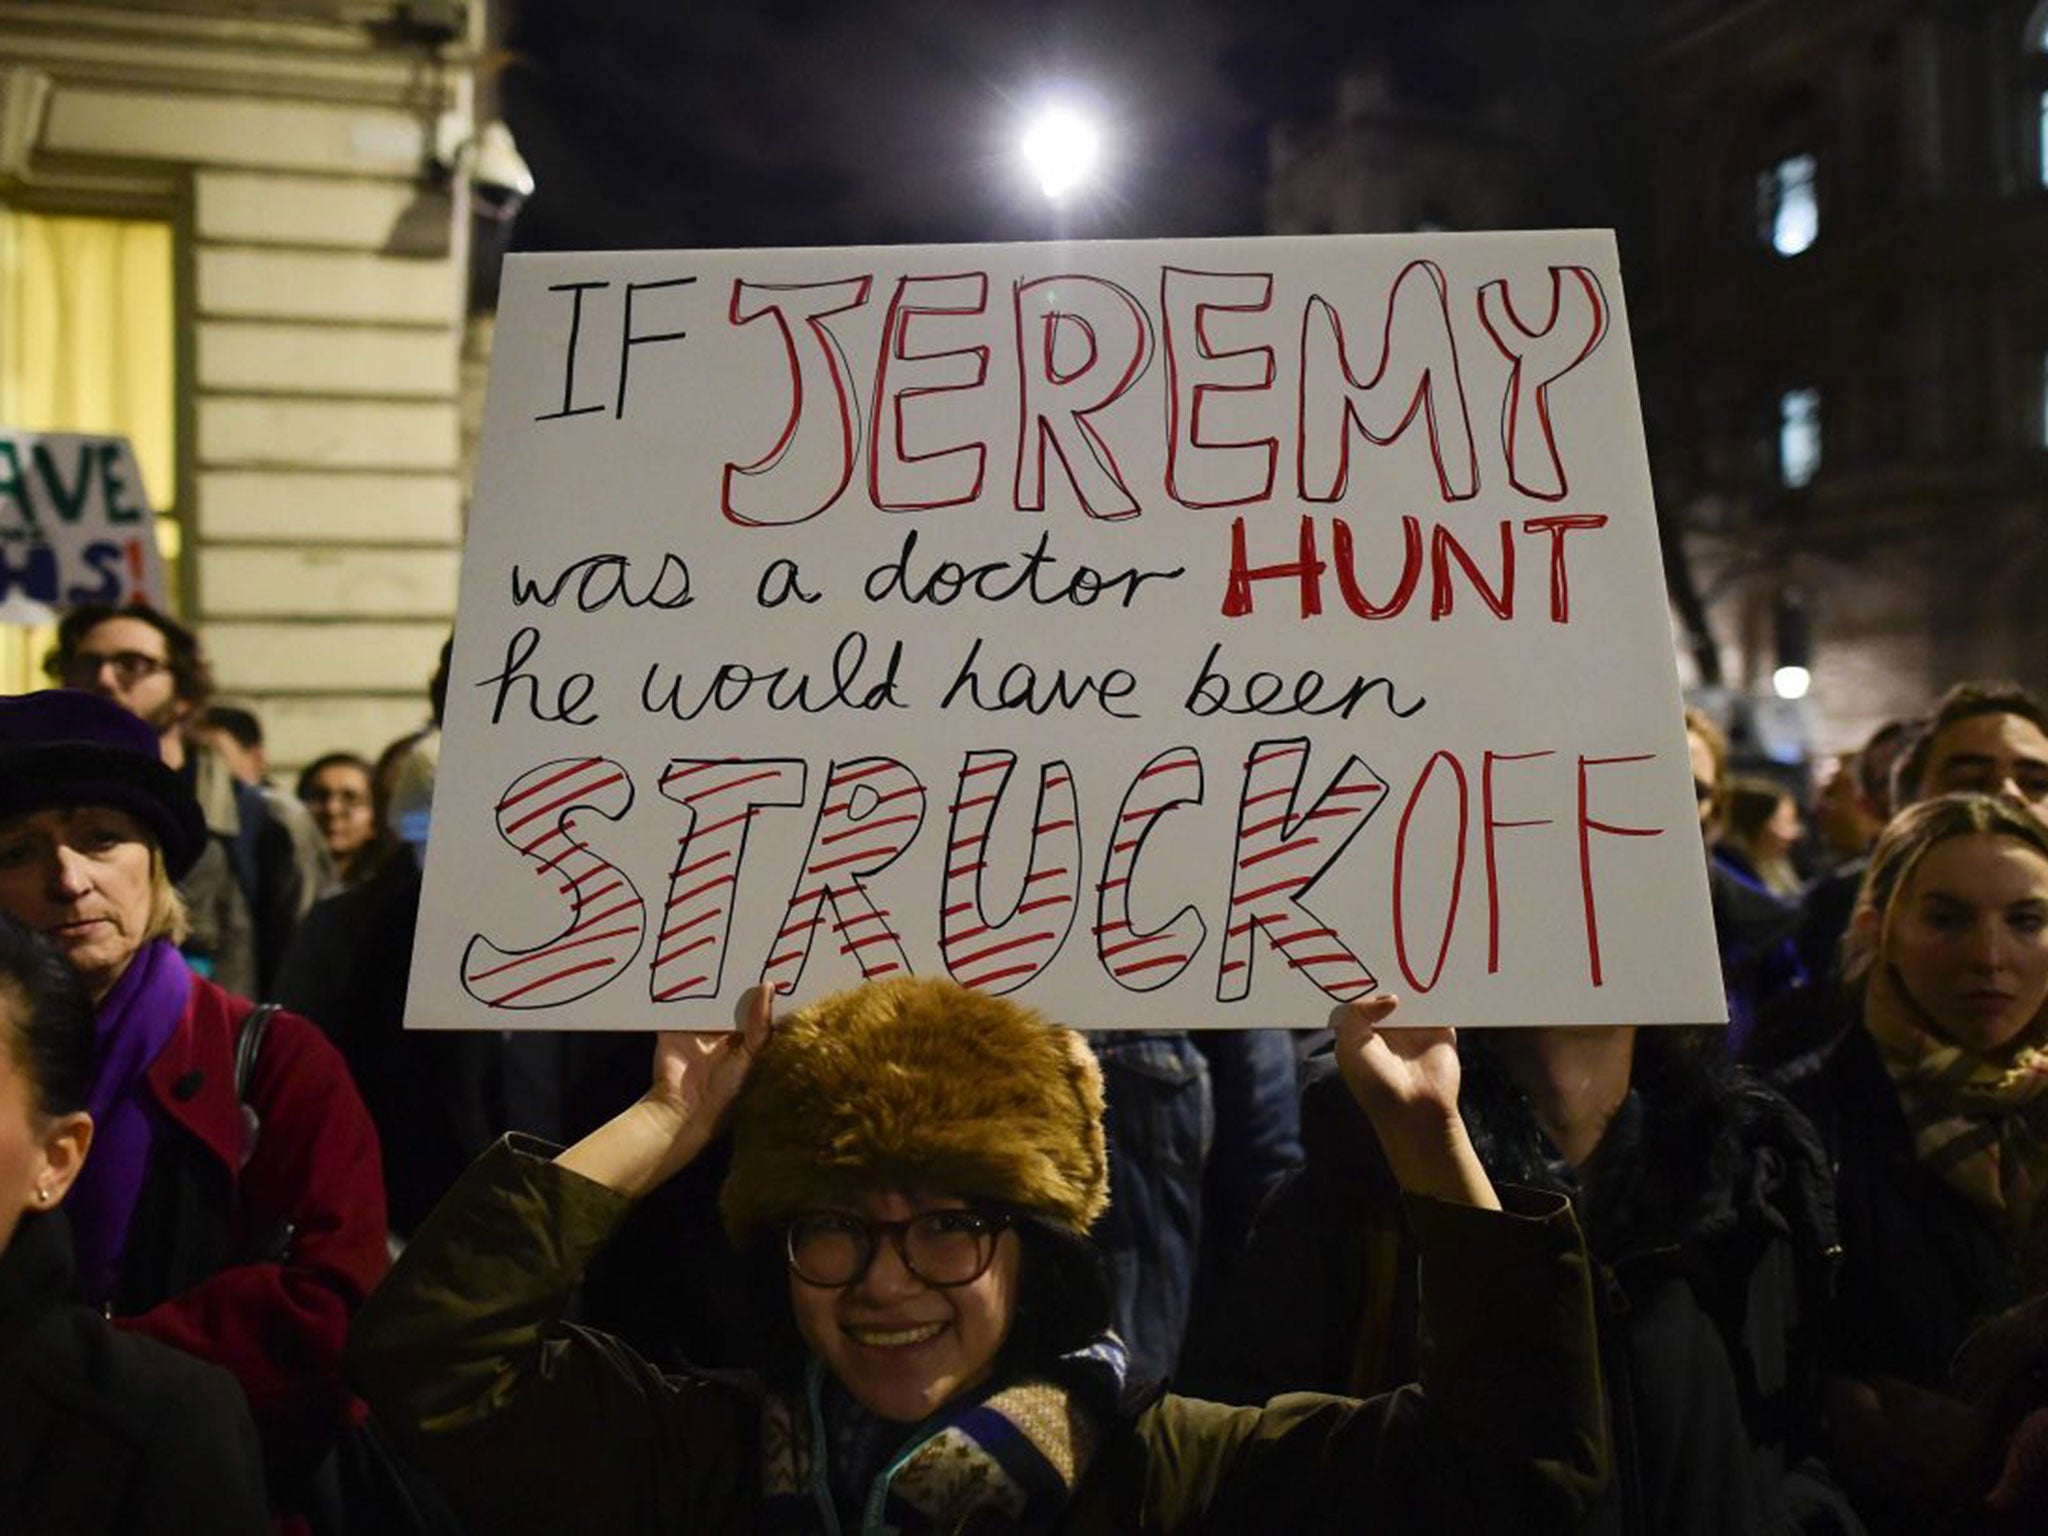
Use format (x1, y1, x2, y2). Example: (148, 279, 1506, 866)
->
(67, 937, 191, 1305)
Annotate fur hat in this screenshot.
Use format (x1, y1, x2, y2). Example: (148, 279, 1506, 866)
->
(720, 976, 1109, 1247)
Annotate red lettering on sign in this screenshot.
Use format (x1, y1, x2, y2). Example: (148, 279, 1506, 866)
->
(762, 757, 927, 994)
(1012, 273, 1150, 519)
(721, 275, 873, 526)
(1163, 267, 1280, 510)
(939, 751, 1081, 993)
(463, 757, 646, 1009)
(869, 272, 991, 512)
(1391, 750, 1468, 993)
(648, 758, 808, 1002)
(1297, 259, 1478, 506)
(1576, 753, 1663, 986)
(1477, 266, 1608, 502)
(1096, 747, 1208, 991)
(1481, 750, 1555, 973)
(1218, 738, 1386, 1003)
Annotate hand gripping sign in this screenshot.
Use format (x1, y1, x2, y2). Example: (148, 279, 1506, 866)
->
(409, 231, 1724, 1031)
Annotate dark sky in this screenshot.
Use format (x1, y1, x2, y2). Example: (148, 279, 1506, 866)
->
(501, 0, 1541, 252)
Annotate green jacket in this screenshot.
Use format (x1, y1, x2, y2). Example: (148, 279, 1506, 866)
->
(348, 1138, 1606, 1534)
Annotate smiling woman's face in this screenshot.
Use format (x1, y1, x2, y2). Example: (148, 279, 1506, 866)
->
(1882, 832, 2048, 1055)
(301, 762, 377, 862)
(787, 1188, 1022, 1424)
(0, 806, 157, 1001)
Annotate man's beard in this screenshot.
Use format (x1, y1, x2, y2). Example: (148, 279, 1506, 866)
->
(143, 693, 189, 739)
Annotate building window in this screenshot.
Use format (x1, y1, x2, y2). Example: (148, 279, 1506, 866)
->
(2029, 5, 2048, 186)
(2039, 88, 2048, 187)
(0, 204, 177, 691)
(1757, 153, 1819, 255)
(1779, 388, 1822, 486)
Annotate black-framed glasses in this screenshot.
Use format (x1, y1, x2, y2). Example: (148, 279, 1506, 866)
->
(61, 648, 169, 687)
(785, 1208, 1014, 1288)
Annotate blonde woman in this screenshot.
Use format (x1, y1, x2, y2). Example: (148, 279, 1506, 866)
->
(1761, 794, 2048, 1529)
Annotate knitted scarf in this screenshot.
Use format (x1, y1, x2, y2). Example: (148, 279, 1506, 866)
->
(66, 938, 191, 1304)
(758, 1334, 1127, 1535)
(1864, 966, 2048, 1258)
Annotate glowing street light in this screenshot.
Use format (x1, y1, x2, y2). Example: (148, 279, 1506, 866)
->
(1021, 107, 1101, 200)
(1772, 665, 1812, 701)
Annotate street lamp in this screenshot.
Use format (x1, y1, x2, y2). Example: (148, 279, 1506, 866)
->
(1772, 590, 1812, 701)
(1021, 106, 1101, 201)
(1771, 665, 1812, 701)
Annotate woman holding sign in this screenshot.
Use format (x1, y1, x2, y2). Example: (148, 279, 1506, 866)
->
(349, 976, 1608, 1534)
(0, 689, 388, 1528)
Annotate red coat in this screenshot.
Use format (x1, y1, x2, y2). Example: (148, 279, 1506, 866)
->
(110, 976, 389, 1486)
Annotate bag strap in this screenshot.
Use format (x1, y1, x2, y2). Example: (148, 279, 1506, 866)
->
(235, 1002, 279, 1102)
(232, 1002, 283, 1180)
(230, 1003, 296, 1259)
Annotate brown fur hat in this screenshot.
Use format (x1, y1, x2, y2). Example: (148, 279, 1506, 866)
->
(719, 976, 1108, 1246)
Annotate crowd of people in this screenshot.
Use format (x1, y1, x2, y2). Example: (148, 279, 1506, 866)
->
(1, 593, 2046, 1533)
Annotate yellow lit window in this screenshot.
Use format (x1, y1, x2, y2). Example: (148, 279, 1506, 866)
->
(0, 204, 177, 691)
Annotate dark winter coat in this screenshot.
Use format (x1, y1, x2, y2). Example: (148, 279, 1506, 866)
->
(111, 976, 389, 1493)
(276, 856, 512, 1237)
(179, 741, 321, 998)
(0, 1207, 270, 1536)
(1756, 989, 2023, 1392)
(349, 1137, 1611, 1535)
(1185, 1036, 1859, 1536)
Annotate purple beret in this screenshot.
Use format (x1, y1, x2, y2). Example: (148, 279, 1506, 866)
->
(0, 690, 208, 879)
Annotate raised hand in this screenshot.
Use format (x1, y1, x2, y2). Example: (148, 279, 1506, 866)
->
(1332, 994, 1461, 1124)
(647, 984, 776, 1134)
(1331, 994, 1498, 1211)
(557, 984, 779, 1197)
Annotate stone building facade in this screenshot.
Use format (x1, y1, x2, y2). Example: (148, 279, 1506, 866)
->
(1265, 64, 1527, 238)
(1640, 0, 2048, 749)
(0, 0, 477, 768)
(1264, 0, 2048, 754)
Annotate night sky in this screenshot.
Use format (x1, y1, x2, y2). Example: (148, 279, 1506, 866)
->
(500, 0, 1573, 253)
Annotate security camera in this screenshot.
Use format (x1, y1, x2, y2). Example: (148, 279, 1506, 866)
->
(435, 117, 534, 218)
(469, 122, 534, 212)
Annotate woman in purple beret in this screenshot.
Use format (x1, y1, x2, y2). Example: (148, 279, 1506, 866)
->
(0, 689, 389, 1531)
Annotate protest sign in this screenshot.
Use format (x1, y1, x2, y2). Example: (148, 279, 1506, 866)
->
(0, 431, 168, 615)
(409, 231, 1725, 1031)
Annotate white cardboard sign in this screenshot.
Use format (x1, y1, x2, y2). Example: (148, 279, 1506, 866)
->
(410, 231, 1725, 1031)
(0, 432, 168, 616)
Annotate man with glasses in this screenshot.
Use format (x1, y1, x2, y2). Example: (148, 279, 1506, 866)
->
(46, 601, 319, 996)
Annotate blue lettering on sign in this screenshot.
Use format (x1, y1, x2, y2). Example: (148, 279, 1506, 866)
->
(0, 542, 59, 602)
(66, 540, 126, 604)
